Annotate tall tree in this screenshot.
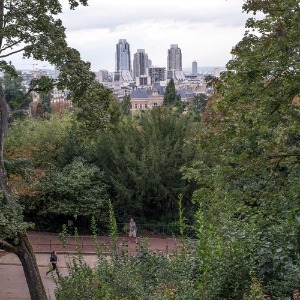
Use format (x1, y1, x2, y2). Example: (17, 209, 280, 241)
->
(0, 1, 110, 299)
(163, 78, 181, 105)
(120, 94, 131, 115)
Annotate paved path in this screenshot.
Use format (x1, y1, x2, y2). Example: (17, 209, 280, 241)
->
(0, 231, 181, 300)
(0, 252, 99, 300)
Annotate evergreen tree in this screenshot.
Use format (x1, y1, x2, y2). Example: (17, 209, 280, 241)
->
(163, 78, 181, 105)
(120, 94, 131, 115)
(93, 107, 198, 222)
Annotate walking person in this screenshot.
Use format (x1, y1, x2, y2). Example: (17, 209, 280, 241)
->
(129, 218, 137, 238)
(46, 251, 60, 276)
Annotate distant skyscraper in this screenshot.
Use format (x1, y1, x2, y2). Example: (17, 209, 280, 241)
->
(96, 69, 109, 82)
(149, 67, 166, 84)
(167, 44, 182, 71)
(115, 39, 131, 72)
(133, 49, 149, 79)
(192, 60, 198, 75)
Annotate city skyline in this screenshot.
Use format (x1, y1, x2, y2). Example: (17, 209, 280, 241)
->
(8, 0, 251, 72)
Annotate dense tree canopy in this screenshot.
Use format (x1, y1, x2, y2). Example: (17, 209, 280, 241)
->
(34, 158, 108, 217)
(93, 107, 199, 223)
(182, 0, 300, 298)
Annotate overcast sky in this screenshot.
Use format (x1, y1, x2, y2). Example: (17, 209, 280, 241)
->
(13, 0, 250, 72)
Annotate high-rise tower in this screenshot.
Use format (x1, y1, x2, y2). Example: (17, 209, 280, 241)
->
(115, 39, 131, 72)
(192, 60, 198, 75)
(167, 44, 182, 71)
(133, 49, 149, 78)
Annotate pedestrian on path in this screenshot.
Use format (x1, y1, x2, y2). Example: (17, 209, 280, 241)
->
(46, 251, 60, 276)
(129, 218, 137, 238)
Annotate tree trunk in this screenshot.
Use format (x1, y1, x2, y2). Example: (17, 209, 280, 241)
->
(1, 233, 48, 300)
(15, 233, 48, 300)
(0, 76, 10, 205)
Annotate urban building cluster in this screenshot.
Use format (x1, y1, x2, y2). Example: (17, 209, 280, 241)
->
(96, 39, 220, 112)
(15, 39, 222, 114)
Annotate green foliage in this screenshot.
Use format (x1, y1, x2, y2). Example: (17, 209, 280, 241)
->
(58, 224, 69, 248)
(190, 93, 208, 116)
(178, 193, 186, 238)
(73, 81, 115, 138)
(39, 93, 52, 114)
(108, 200, 118, 253)
(0, 201, 32, 240)
(181, 0, 300, 298)
(33, 158, 109, 217)
(163, 78, 181, 106)
(2, 72, 31, 111)
(0, 1, 112, 298)
(1, 0, 113, 134)
(93, 107, 199, 222)
(5, 113, 74, 168)
(107, 95, 122, 125)
(55, 242, 201, 300)
(243, 277, 264, 300)
(120, 94, 131, 115)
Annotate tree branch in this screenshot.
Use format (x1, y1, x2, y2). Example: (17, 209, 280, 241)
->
(0, 47, 26, 58)
(0, 40, 24, 53)
(0, 240, 17, 254)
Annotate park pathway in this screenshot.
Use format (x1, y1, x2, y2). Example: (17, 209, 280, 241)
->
(0, 231, 181, 300)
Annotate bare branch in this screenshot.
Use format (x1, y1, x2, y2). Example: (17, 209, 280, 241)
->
(0, 40, 24, 53)
(0, 47, 26, 58)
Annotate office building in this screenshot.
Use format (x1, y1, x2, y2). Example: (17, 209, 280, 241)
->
(113, 70, 133, 82)
(96, 69, 109, 82)
(115, 39, 131, 72)
(133, 49, 149, 79)
(167, 44, 182, 71)
(149, 67, 166, 84)
(192, 61, 198, 75)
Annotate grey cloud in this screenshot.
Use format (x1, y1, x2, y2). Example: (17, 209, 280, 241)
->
(59, 5, 248, 32)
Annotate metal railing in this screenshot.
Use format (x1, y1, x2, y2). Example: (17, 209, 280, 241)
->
(23, 234, 189, 256)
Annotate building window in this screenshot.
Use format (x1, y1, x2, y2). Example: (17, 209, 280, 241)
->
(140, 104, 143, 109)
(135, 104, 137, 109)
(153, 102, 158, 107)
(145, 103, 148, 109)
